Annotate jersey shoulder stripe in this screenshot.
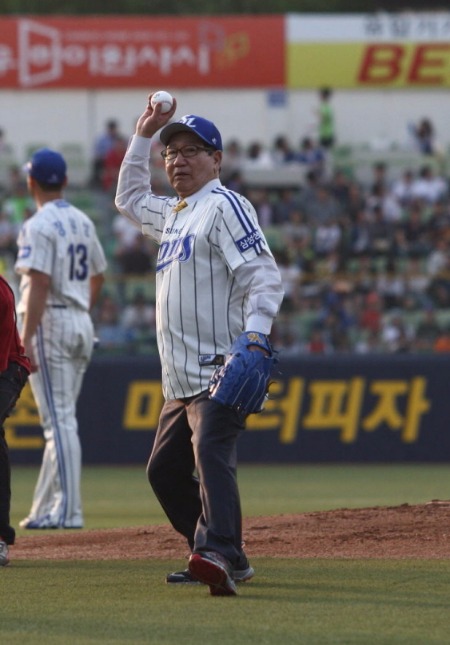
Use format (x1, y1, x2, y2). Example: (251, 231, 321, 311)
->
(212, 187, 264, 254)
(212, 187, 253, 234)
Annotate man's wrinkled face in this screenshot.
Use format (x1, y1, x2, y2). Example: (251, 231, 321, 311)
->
(163, 132, 222, 198)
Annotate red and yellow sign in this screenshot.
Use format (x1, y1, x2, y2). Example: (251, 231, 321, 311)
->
(287, 12, 450, 88)
(0, 15, 284, 89)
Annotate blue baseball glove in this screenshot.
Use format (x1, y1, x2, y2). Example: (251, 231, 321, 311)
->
(209, 331, 277, 415)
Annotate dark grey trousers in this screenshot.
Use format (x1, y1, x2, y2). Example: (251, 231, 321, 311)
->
(146, 390, 246, 567)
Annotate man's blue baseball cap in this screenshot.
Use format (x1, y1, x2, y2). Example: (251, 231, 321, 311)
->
(160, 115, 223, 151)
(25, 148, 67, 185)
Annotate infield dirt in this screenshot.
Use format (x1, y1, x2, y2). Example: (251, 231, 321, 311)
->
(12, 502, 450, 561)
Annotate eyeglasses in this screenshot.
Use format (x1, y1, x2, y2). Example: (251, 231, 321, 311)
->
(161, 144, 213, 161)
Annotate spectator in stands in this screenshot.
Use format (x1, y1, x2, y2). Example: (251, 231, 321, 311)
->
(221, 139, 244, 184)
(352, 253, 378, 296)
(302, 184, 342, 225)
(358, 290, 382, 335)
(94, 292, 131, 351)
(243, 141, 273, 169)
(296, 137, 325, 178)
(121, 290, 157, 351)
(306, 326, 332, 354)
(408, 117, 439, 156)
(391, 169, 416, 208)
(313, 217, 342, 259)
(273, 249, 302, 315)
(280, 208, 311, 250)
(433, 326, 450, 352)
(365, 181, 403, 224)
(277, 327, 303, 356)
(399, 202, 431, 257)
(102, 137, 128, 193)
(284, 231, 315, 279)
(370, 162, 389, 192)
(380, 313, 414, 353)
(411, 165, 448, 205)
(347, 208, 372, 258)
(344, 181, 367, 224)
(330, 168, 352, 210)
(427, 199, 450, 243)
(403, 256, 431, 305)
(366, 205, 395, 258)
(115, 235, 155, 277)
(414, 306, 442, 352)
(122, 290, 156, 331)
(376, 258, 407, 310)
(319, 309, 351, 352)
(427, 275, 450, 310)
(2, 176, 34, 235)
(316, 87, 335, 150)
(426, 238, 450, 277)
(271, 135, 297, 165)
(0, 207, 17, 267)
(272, 188, 302, 225)
(317, 288, 356, 348)
(223, 170, 245, 194)
(91, 119, 127, 189)
(246, 188, 274, 229)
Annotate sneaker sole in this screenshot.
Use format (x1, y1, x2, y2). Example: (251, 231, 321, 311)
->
(188, 554, 237, 596)
(166, 573, 201, 585)
(21, 524, 59, 529)
(167, 571, 253, 585)
(234, 566, 255, 583)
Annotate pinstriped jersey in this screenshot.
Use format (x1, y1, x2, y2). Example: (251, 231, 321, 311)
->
(116, 136, 283, 400)
(15, 199, 107, 313)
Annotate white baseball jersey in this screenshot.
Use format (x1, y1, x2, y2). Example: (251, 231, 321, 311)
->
(116, 135, 284, 400)
(14, 198, 107, 529)
(15, 199, 107, 312)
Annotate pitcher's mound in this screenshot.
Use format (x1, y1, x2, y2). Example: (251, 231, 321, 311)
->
(12, 503, 450, 561)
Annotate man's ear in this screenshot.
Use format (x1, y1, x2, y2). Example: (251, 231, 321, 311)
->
(214, 150, 222, 172)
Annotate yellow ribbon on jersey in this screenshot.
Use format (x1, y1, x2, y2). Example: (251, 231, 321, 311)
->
(173, 200, 188, 213)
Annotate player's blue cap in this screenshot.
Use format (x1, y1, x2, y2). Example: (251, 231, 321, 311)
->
(160, 115, 223, 151)
(25, 148, 67, 185)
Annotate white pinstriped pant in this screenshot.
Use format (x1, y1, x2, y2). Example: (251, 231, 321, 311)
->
(24, 307, 94, 528)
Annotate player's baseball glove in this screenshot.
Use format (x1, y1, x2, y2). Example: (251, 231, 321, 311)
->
(208, 331, 277, 415)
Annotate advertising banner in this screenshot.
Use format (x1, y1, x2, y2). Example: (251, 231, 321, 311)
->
(287, 12, 450, 88)
(0, 15, 284, 89)
(7, 355, 450, 465)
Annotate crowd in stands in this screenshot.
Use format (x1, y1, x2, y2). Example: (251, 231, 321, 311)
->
(2, 105, 450, 357)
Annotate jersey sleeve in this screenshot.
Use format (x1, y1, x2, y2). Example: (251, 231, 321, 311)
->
(15, 219, 54, 276)
(115, 135, 174, 244)
(214, 191, 272, 272)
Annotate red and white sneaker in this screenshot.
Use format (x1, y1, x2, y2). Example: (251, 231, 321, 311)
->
(188, 551, 238, 596)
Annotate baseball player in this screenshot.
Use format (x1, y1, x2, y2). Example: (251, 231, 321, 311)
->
(15, 148, 107, 529)
(0, 275, 30, 565)
(115, 94, 284, 595)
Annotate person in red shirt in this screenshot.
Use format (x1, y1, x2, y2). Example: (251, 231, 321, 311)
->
(0, 275, 31, 565)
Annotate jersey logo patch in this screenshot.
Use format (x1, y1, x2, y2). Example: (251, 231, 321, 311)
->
(157, 234, 194, 272)
(17, 245, 32, 259)
(236, 230, 261, 253)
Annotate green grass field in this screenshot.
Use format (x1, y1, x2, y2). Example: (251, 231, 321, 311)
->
(3, 464, 450, 644)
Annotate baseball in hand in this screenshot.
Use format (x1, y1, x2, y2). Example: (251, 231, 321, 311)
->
(151, 91, 174, 114)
